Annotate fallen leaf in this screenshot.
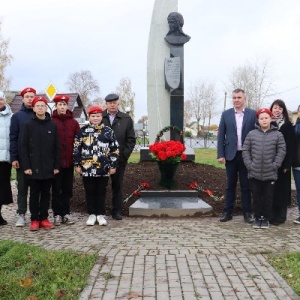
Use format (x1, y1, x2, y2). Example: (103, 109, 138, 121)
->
(20, 277, 33, 287)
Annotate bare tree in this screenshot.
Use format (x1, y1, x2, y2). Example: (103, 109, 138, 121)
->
(65, 70, 100, 107)
(115, 77, 135, 120)
(0, 20, 13, 91)
(188, 80, 218, 135)
(227, 56, 274, 110)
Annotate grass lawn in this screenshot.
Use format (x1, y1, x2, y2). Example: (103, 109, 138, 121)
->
(0, 240, 97, 300)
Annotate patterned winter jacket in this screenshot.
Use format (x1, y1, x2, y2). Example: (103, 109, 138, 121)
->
(242, 124, 286, 181)
(73, 123, 119, 177)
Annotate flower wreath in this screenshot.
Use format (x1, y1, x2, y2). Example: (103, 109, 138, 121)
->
(155, 125, 183, 143)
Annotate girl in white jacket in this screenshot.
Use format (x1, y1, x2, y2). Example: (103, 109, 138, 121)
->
(0, 91, 13, 225)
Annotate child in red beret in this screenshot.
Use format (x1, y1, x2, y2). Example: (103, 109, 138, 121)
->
(10, 87, 36, 227)
(51, 95, 80, 226)
(73, 106, 119, 226)
(242, 108, 286, 229)
(21, 97, 60, 231)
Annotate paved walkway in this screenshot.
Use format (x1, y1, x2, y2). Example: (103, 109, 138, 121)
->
(1, 201, 300, 300)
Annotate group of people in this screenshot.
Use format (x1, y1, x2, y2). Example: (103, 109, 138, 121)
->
(217, 88, 298, 229)
(0, 87, 135, 231)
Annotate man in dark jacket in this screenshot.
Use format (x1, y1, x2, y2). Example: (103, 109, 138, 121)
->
(102, 93, 136, 220)
(22, 96, 60, 231)
(51, 95, 80, 225)
(10, 87, 36, 227)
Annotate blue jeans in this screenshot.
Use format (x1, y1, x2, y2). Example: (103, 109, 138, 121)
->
(224, 151, 252, 214)
(292, 169, 300, 213)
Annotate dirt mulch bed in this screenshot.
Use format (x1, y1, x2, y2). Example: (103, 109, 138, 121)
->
(70, 161, 297, 218)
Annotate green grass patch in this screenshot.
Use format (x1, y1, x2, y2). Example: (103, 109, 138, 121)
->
(267, 252, 300, 295)
(0, 240, 97, 300)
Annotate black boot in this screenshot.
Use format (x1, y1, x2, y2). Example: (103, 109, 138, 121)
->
(219, 212, 232, 222)
(0, 214, 7, 225)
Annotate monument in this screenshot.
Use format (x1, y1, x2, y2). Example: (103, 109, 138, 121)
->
(164, 11, 190, 140)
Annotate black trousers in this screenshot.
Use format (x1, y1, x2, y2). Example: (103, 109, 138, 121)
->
(249, 178, 275, 220)
(16, 168, 30, 214)
(0, 162, 13, 205)
(29, 179, 52, 221)
(82, 176, 109, 215)
(52, 167, 74, 216)
(110, 162, 126, 215)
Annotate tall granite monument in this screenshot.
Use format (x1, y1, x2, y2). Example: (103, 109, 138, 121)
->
(147, 0, 178, 143)
(147, 1, 190, 142)
(164, 12, 190, 140)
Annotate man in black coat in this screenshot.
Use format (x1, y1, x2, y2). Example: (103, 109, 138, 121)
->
(102, 94, 136, 220)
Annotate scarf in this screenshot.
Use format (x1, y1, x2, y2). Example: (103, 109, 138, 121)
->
(271, 114, 284, 130)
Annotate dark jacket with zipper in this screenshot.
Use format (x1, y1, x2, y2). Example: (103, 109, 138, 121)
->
(102, 109, 135, 163)
(21, 113, 60, 179)
(52, 109, 80, 168)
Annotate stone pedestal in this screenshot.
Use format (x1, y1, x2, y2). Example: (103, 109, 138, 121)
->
(129, 190, 212, 217)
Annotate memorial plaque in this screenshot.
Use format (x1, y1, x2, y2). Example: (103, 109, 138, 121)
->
(164, 57, 180, 90)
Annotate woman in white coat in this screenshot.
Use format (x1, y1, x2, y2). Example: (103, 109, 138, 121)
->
(0, 91, 13, 225)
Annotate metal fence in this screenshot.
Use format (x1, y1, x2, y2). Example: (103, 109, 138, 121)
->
(133, 135, 217, 151)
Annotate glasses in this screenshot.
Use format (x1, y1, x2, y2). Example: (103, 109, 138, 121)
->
(233, 97, 242, 99)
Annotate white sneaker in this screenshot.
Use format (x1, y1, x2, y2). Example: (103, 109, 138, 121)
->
(63, 214, 74, 225)
(54, 215, 62, 226)
(86, 214, 97, 226)
(97, 215, 107, 226)
(16, 214, 26, 227)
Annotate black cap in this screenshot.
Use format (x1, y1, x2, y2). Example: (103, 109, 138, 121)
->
(105, 93, 119, 102)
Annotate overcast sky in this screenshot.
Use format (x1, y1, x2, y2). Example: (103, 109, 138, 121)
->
(2, 0, 300, 123)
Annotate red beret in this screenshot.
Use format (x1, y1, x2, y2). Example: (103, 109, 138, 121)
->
(20, 87, 36, 97)
(257, 108, 272, 117)
(88, 106, 103, 115)
(53, 95, 70, 103)
(32, 96, 48, 107)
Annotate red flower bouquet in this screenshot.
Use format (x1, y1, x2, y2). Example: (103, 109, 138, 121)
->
(149, 140, 186, 164)
(124, 182, 150, 203)
(189, 181, 222, 201)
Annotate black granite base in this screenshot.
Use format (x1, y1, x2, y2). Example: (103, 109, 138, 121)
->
(129, 190, 212, 217)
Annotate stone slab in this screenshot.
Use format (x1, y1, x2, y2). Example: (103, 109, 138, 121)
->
(129, 190, 212, 217)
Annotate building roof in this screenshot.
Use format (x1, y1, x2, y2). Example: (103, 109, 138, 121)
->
(10, 92, 87, 120)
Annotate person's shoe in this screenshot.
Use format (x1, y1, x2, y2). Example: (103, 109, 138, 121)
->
(62, 214, 75, 225)
(97, 215, 107, 226)
(260, 218, 270, 229)
(112, 212, 123, 220)
(30, 220, 40, 231)
(244, 212, 254, 223)
(253, 218, 261, 229)
(293, 216, 300, 224)
(219, 212, 232, 222)
(40, 219, 54, 230)
(54, 215, 62, 226)
(16, 214, 26, 227)
(86, 214, 97, 226)
(0, 215, 7, 225)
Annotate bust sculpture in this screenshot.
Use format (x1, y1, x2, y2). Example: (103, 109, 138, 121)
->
(164, 12, 191, 46)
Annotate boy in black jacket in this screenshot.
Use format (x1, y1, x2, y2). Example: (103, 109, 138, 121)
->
(22, 96, 60, 231)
